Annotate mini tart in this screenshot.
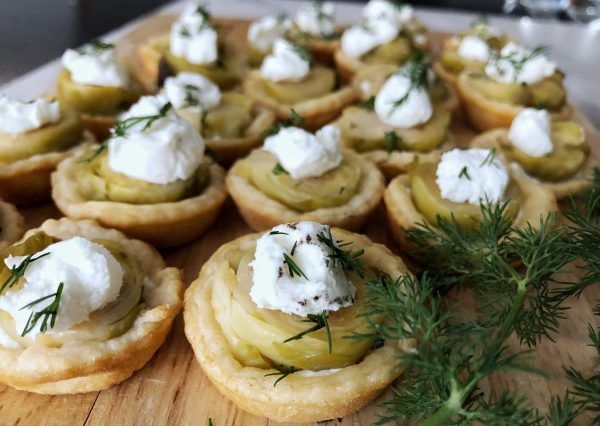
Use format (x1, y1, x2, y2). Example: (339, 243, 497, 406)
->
(383, 161, 557, 253)
(456, 72, 573, 132)
(334, 105, 455, 181)
(177, 92, 276, 163)
(0, 110, 93, 206)
(56, 68, 144, 140)
(471, 126, 593, 199)
(0, 200, 24, 250)
(51, 151, 227, 247)
(226, 149, 384, 231)
(242, 68, 357, 131)
(184, 228, 414, 423)
(0, 217, 183, 394)
(136, 33, 242, 92)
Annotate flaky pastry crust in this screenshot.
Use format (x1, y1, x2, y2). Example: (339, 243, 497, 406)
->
(0, 217, 183, 394)
(242, 70, 357, 131)
(0, 200, 24, 250)
(81, 113, 116, 141)
(226, 149, 384, 231)
(471, 128, 594, 199)
(184, 229, 414, 423)
(51, 154, 228, 247)
(0, 134, 94, 206)
(456, 73, 573, 132)
(383, 164, 558, 254)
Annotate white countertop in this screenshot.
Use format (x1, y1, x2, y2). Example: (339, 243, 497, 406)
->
(2, 0, 599, 125)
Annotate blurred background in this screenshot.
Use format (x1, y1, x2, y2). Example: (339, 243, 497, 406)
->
(0, 0, 599, 85)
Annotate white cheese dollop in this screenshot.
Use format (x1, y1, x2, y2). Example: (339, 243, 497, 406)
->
(247, 15, 293, 52)
(457, 35, 490, 61)
(107, 95, 205, 185)
(250, 222, 356, 317)
(163, 72, 221, 111)
(508, 108, 553, 157)
(485, 42, 557, 85)
(263, 124, 342, 180)
(170, 4, 218, 65)
(295, 1, 336, 38)
(0, 237, 123, 339)
(363, 0, 414, 26)
(260, 38, 310, 82)
(375, 73, 432, 128)
(0, 96, 61, 135)
(341, 19, 398, 58)
(61, 42, 129, 88)
(435, 148, 509, 205)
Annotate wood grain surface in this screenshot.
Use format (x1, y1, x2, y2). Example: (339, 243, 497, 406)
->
(0, 12, 599, 426)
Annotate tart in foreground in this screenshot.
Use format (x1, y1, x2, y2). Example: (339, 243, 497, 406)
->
(0, 96, 91, 205)
(57, 39, 143, 140)
(0, 217, 183, 394)
(471, 108, 593, 199)
(136, 4, 242, 92)
(52, 95, 227, 247)
(336, 54, 455, 179)
(384, 147, 557, 255)
(226, 120, 384, 231)
(161, 72, 275, 163)
(243, 38, 356, 130)
(456, 42, 572, 132)
(184, 221, 414, 422)
(0, 200, 24, 250)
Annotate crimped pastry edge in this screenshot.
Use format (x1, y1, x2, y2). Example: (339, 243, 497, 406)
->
(183, 229, 414, 423)
(0, 217, 183, 394)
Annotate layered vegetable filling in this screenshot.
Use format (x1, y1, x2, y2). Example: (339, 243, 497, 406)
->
(338, 104, 450, 153)
(76, 150, 210, 204)
(502, 121, 588, 181)
(465, 71, 567, 111)
(0, 110, 83, 163)
(0, 232, 145, 348)
(260, 65, 337, 104)
(56, 69, 141, 116)
(410, 159, 520, 228)
(212, 236, 379, 371)
(237, 150, 361, 212)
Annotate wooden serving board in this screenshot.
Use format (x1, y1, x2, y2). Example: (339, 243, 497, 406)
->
(1, 12, 600, 426)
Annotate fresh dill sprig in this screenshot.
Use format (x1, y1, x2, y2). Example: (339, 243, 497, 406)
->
(20, 282, 64, 336)
(272, 162, 289, 176)
(389, 51, 430, 111)
(77, 39, 114, 55)
(283, 310, 332, 353)
(83, 102, 172, 162)
(491, 45, 550, 83)
(269, 230, 289, 236)
(384, 131, 398, 154)
(207, 418, 214, 426)
(263, 109, 305, 138)
(316, 227, 365, 277)
(0, 252, 50, 294)
(458, 166, 471, 180)
(352, 201, 575, 424)
(282, 252, 308, 280)
(290, 42, 312, 63)
(480, 148, 498, 167)
(264, 365, 297, 387)
(358, 96, 375, 111)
